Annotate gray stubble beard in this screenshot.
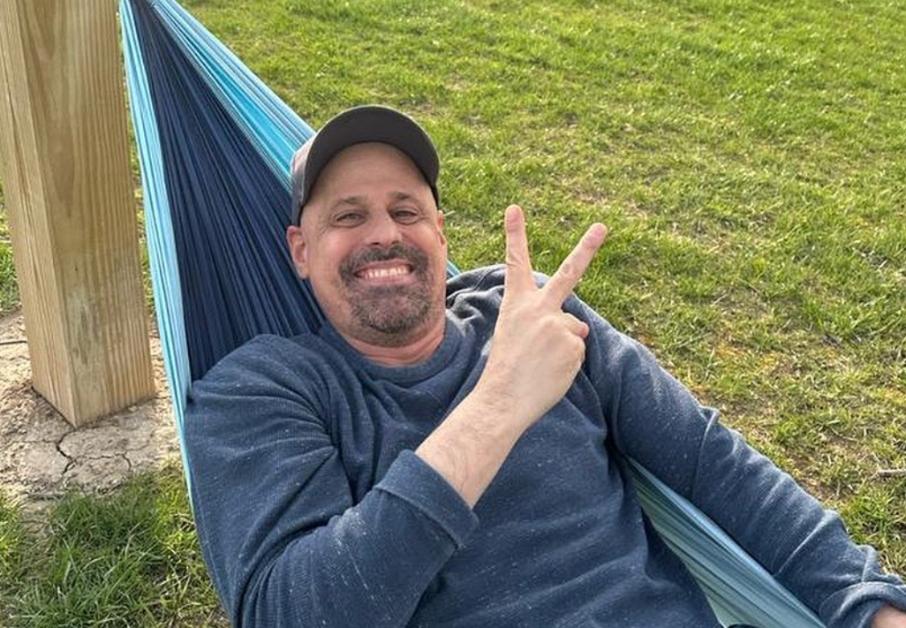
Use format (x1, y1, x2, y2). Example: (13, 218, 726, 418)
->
(339, 243, 443, 346)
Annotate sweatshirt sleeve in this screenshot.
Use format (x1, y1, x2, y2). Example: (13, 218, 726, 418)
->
(575, 301, 906, 628)
(184, 336, 478, 627)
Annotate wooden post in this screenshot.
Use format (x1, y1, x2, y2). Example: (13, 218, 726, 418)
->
(0, 0, 154, 426)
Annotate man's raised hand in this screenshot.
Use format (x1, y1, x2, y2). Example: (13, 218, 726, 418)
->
(476, 204, 607, 430)
(415, 205, 606, 507)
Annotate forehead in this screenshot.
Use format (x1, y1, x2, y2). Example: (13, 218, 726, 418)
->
(304, 143, 434, 218)
(321, 142, 427, 188)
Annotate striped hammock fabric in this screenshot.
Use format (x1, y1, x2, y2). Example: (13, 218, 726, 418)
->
(118, 1, 824, 625)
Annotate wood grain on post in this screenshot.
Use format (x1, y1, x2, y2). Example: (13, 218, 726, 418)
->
(0, 0, 154, 426)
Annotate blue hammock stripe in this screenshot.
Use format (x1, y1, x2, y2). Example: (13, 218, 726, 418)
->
(149, 0, 314, 184)
(119, 1, 824, 625)
(121, 0, 193, 486)
(629, 460, 823, 627)
(125, 0, 323, 384)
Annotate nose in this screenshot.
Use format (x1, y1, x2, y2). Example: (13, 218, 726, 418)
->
(366, 212, 403, 247)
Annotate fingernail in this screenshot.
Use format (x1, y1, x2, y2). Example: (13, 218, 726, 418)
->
(505, 205, 521, 224)
(588, 223, 607, 243)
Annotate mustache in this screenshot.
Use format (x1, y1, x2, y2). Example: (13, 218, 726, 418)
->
(339, 242, 430, 279)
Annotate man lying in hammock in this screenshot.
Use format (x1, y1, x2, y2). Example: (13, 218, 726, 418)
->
(185, 105, 906, 627)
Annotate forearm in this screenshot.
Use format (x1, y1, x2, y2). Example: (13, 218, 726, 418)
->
(416, 387, 524, 508)
(238, 451, 477, 627)
(687, 423, 906, 626)
(239, 387, 520, 625)
(584, 309, 906, 627)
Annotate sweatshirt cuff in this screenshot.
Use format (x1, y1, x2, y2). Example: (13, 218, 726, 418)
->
(376, 450, 479, 549)
(821, 582, 906, 627)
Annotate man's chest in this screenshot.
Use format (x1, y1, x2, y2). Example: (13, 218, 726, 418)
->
(324, 361, 611, 511)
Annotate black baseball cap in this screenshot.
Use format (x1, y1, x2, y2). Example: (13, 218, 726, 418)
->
(290, 105, 440, 224)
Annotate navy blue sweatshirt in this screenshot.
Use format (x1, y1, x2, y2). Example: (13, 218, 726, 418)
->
(186, 266, 906, 626)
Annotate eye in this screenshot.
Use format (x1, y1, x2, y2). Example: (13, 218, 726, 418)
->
(334, 211, 365, 226)
(392, 207, 421, 224)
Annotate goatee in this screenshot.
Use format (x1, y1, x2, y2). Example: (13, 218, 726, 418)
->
(339, 242, 438, 341)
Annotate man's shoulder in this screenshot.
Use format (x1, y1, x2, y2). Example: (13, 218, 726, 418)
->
(446, 264, 588, 315)
(444, 265, 506, 324)
(185, 331, 347, 433)
(446, 264, 559, 295)
(445, 264, 505, 294)
(444, 264, 548, 299)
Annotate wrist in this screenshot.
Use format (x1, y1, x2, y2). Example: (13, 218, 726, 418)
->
(415, 388, 524, 508)
(467, 379, 516, 421)
(469, 376, 532, 434)
(872, 604, 906, 628)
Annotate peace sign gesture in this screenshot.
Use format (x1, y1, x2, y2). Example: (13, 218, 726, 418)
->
(476, 205, 607, 430)
(415, 205, 607, 506)
(503, 204, 607, 310)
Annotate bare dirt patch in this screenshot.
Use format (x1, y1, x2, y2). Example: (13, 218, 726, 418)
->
(0, 310, 179, 522)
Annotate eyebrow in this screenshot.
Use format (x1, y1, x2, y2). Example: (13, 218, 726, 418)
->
(328, 191, 422, 211)
(329, 196, 368, 212)
(390, 191, 419, 203)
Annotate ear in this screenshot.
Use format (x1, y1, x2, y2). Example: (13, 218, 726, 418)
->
(286, 224, 311, 278)
(435, 209, 447, 247)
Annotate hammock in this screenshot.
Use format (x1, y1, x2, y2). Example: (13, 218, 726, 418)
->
(119, 1, 824, 626)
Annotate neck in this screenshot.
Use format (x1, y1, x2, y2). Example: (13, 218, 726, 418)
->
(344, 314, 446, 366)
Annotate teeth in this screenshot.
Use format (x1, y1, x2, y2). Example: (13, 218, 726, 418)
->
(361, 266, 409, 279)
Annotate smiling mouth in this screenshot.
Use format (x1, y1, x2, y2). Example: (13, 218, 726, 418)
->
(354, 263, 414, 281)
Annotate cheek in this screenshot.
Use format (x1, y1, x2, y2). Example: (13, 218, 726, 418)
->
(312, 237, 356, 274)
(418, 224, 446, 252)
(302, 256, 339, 300)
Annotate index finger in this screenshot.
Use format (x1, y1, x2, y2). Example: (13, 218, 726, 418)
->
(543, 223, 607, 306)
(503, 205, 536, 295)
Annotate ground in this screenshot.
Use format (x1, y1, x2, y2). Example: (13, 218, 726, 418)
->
(0, 310, 179, 526)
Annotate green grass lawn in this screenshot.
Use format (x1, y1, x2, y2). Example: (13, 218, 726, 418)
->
(1, 0, 904, 624)
(0, 190, 17, 314)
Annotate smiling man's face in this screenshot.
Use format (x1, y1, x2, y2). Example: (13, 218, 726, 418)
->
(287, 142, 448, 348)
